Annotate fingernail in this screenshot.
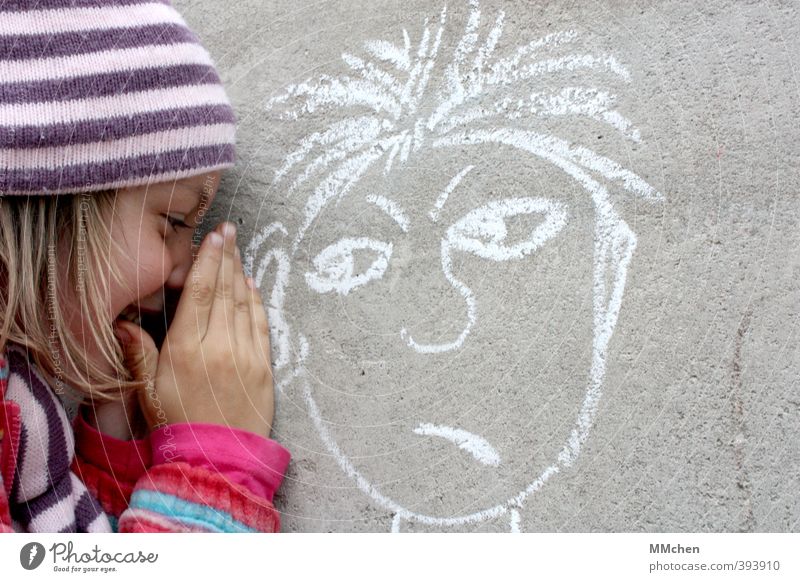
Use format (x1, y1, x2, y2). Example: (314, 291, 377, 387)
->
(221, 222, 236, 238)
(246, 276, 255, 289)
(208, 231, 223, 247)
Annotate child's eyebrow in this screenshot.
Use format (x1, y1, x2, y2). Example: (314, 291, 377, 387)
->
(169, 185, 204, 205)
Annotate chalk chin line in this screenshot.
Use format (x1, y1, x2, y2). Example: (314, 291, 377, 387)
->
(389, 507, 524, 532)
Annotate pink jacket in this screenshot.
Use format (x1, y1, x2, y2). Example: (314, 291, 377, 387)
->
(0, 342, 290, 532)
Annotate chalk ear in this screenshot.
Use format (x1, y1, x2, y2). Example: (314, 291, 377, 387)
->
(594, 218, 637, 352)
(243, 223, 293, 372)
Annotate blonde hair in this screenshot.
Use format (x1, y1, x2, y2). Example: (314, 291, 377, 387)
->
(0, 191, 137, 404)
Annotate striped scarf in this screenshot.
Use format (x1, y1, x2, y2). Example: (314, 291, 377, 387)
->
(1, 343, 111, 532)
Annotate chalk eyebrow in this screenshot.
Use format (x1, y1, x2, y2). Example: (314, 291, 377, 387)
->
(365, 194, 410, 232)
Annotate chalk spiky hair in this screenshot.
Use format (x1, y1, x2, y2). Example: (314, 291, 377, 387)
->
(265, 0, 662, 232)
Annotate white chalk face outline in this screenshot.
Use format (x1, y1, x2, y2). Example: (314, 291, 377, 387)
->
(246, 0, 664, 531)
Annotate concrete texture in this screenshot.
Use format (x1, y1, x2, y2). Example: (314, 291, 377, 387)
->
(173, 0, 800, 532)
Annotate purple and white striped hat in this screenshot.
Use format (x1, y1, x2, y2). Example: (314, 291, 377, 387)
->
(0, 0, 237, 196)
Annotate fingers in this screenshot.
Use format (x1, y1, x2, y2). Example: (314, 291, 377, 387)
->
(248, 275, 271, 354)
(233, 243, 252, 338)
(208, 222, 238, 343)
(170, 228, 223, 340)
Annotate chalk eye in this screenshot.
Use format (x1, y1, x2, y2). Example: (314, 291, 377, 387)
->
(305, 237, 393, 296)
(445, 198, 568, 261)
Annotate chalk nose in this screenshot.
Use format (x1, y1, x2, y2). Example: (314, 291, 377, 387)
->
(398, 293, 474, 353)
(397, 242, 476, 354)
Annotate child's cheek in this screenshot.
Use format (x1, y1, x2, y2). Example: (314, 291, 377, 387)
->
(112, 242, 169, 307)
(137, 245, 172, 293)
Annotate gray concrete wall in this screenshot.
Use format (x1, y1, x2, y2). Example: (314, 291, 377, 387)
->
(173, 0, 800, 532)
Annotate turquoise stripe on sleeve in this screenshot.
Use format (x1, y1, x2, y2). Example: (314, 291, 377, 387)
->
(129, 490, 257, 533)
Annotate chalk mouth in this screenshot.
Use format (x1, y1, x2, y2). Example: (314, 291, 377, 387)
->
(413, 423, 501, 467)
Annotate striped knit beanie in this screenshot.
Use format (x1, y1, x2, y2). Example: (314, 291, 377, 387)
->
(0, 0, 236, 196)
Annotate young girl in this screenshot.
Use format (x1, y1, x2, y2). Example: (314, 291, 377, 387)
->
(0, 0, 290, 532)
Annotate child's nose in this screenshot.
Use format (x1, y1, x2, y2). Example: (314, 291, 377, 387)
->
(165, 244, 197, 290)
(166, 265, 188, 290)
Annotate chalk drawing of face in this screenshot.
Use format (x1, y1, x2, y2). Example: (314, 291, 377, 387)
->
(246, 0, 664, 531)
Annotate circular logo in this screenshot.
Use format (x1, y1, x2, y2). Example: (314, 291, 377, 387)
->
(20, 542, 46, 570)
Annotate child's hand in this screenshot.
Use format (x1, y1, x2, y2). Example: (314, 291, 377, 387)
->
(118, 222, 275, 437)
(81, 390, 148, 441)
